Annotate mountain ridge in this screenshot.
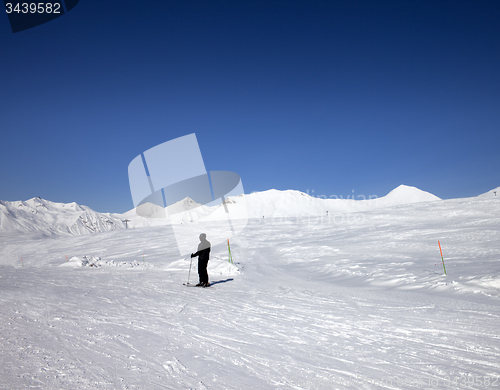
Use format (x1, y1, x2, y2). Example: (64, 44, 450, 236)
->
(2, 185, 497, 236)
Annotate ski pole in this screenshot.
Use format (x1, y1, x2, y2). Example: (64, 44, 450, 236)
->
(186, 256, 193, 285)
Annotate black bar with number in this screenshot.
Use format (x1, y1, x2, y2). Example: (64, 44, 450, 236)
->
(3, 1, 69, 33)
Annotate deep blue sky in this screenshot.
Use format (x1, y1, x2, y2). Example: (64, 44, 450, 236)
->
(1, 0, 499, 213)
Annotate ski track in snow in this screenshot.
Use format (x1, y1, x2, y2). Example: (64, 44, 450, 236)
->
(1, 196, 500, 389)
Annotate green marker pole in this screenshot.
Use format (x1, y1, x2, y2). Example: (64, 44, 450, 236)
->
(438, 241, 446, 275)
(227, 239, 233, 264)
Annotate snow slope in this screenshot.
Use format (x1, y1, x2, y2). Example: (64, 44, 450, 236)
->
(0, 189, 499, 389)
(478, 186, 500, 199)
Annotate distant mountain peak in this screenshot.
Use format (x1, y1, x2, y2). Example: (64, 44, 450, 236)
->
(182, 196, 199, 206)
(385, 185, 441, 202)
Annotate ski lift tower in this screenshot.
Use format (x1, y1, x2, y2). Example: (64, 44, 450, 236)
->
(122, 219, 131, 229)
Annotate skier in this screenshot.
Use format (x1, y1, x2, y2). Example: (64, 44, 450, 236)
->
(191, 233, 211, 287)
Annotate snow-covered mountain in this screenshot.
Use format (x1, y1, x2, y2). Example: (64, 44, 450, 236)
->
(123, 184, 441, 227)
(0, 197, 125, 235)
(220, 184, 441, 219)
(0, 184, 462, 234)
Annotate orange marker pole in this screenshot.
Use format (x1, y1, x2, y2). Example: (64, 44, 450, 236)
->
(65, 255, 69, 262)
(438, 241, 447, 275)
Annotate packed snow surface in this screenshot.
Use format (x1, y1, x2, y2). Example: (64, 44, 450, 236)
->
(1, 187, 500, 389)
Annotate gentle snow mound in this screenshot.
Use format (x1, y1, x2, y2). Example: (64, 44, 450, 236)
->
(208, 256, 241, 277)
(165, 255, 240, 277)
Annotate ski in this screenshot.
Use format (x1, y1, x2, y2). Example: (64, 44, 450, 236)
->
(183, 283, 213, 288)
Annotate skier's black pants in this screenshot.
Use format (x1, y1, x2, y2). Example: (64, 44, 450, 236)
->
(198, 259, 209, 284)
